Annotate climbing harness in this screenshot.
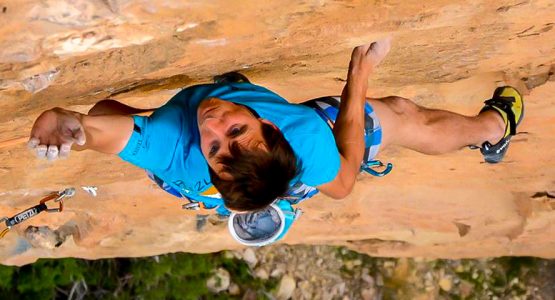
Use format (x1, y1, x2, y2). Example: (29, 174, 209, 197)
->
(0, 188, 75, 239)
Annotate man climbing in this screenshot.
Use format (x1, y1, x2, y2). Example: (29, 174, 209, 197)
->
(28, 38, 524, 244)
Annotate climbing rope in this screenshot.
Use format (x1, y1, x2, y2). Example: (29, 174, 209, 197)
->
(0, 188, 75, 239)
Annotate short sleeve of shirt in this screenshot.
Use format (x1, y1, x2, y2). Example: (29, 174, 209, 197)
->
(118, 104, 184, 171)
(297, 131, 340, 187)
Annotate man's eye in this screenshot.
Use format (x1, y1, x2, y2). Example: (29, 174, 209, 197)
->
(209, 143, 220, 157)
(228, 126, 245, 137)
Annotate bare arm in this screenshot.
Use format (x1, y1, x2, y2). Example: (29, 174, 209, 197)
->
(317, 70, 368, 199)
(29, 99, 158, 159)
(317, 38, 391, 199)
(28, 107, 135, 159)
(78, 113, 134, 153)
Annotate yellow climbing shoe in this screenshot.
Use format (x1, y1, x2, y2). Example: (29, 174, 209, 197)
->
(479, 86, 524, 163)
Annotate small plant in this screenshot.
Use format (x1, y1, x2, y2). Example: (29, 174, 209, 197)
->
(0, 252, 269, 299)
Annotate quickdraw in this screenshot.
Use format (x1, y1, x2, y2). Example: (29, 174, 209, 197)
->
(0, 188, 75, 239)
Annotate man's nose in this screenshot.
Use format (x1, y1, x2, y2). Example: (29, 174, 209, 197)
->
(204, 118, 227, 136)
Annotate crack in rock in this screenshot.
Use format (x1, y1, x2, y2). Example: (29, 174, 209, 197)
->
(531, 191, 555, 199)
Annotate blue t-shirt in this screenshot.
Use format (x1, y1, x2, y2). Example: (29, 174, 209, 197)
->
(118, 83, 340, 202)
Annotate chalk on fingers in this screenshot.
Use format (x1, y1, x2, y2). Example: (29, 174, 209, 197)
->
(27, 138, 40, 149)
(36, 145, 47, 159)
(59, 143, 71, 159)
(46, 145, 59, 160)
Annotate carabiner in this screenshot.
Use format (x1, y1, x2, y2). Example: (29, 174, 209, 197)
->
(361, 160, 393, 177)
(55, 188, 76, 203)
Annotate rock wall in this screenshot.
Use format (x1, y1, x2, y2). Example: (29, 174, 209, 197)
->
(1, 0, 554, 265)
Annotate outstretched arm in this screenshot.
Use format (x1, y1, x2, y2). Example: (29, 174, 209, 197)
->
(28, 99, 157, 159)
(28, 108, 135, 159)
(317, 38, 391, 199)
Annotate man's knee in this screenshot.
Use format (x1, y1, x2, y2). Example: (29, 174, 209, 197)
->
(381, 96, 430, 136)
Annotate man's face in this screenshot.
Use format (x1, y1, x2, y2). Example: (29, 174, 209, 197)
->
(197, 98, 272, 179)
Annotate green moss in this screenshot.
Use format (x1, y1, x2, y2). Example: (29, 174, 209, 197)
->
(0, 264, 15, 290)
(0, 251, 547, 299)
(0, 252, 270, 299)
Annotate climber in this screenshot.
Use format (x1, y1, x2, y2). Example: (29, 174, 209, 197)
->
(27, 38, 524, 214)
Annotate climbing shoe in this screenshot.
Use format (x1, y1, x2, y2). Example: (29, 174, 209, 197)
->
(476, 86, 524, 163)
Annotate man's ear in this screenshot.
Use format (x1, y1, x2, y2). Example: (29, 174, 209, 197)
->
(259, 118, 278, 130)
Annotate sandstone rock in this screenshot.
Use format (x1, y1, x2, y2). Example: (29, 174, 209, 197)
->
(361, 272, 374, 286)
(361, 287, 377, 300)
(0, 0, 555, 266)
(335, 282, 346, 296)
(276, 274, 296, 300)
(270, 266, 285, 278)
(223, 250, 235, 260)
(523, 73, 551, 90)
(206, 268, 230, 293)
(242, 248, 258, 268)
(439, 276, 453, 292)
(376, 274, 384, 287)
(228, 282, 240, 296)
(297, 280, 311, 299)
(20, 69, 60, 94)
(344, 260, 357, 271)
(254, 267, 269, 280)
(241, 289, 258, 300)
(23, 226, 62, 249)
(383, 261, 395, 269)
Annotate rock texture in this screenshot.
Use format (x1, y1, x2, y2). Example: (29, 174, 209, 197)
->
(1, 0, 554, 265)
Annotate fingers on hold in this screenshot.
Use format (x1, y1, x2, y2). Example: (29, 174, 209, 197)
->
(27, 138, 40, 149)
(357, 44, 369, 52)
(46, 145, 59, 161)
(59, 143, 71, 159)
(367, 37, 391, 52)
(381, 36, 393, 45)
(36, 145, 48, 159)
(377, 37, 392, 52)
(352, 45, 367, 58)
(73, 127, 86, 146)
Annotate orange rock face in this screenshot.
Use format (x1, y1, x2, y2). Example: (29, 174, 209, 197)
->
(1, 0, 554, 265)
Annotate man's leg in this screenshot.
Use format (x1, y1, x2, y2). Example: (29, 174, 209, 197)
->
(368, 96, 505, 155)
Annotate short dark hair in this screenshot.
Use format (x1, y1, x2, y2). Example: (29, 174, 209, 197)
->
(209, 122, 299, 211)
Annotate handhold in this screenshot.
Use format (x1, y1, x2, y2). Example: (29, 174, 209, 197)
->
(81, 186, 98, 197)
